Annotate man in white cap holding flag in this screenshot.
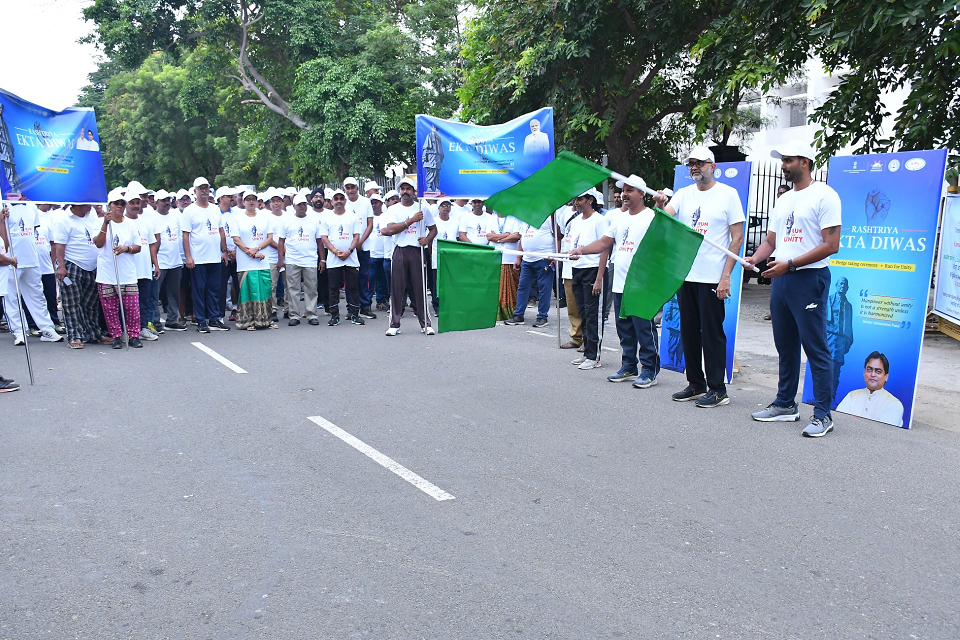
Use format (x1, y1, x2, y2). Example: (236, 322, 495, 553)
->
(745, 141, 841, 437)
(380, 177, 436, 335)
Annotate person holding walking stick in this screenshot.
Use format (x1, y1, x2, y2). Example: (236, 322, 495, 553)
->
(0, 209, 22, 391)
(93, 188, 143, 349)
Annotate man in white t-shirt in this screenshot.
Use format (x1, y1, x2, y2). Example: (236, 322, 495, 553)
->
(656, 146, 745, 408)
(569, 176, 658, 387)
(52, 203, 104, 346)
(503, 216, 556, 328)
(746, 141, 842, 437)
(153, 190, 186, 330)
(836, 351, 904, 427)
(215, 186, 240, 325)
(369, 192, 391, 312)
(30, 203, 63, 334)
(457, 199, 492, 245)
(2, 202, 62, 345)
(380, 177, 437, 335)
(124, 192, 162, 340)
(430, 198, 463, 316)
(0, 222, 21, 390)
(278, 193, 324, 325)
(182, 176, 230, 333)
(557, 202, 583, 349)
(344, 177, 377, 320)
(321, 189, 365, 325)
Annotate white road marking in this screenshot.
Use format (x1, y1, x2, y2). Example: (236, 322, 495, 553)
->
(526, 330, 556, 338)
(307, 416, 455, 502)
(601, 346, 619, 352)
(191, 342, 248, 374)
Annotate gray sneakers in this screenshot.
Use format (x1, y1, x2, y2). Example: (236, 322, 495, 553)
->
(751, 403, 800, 422)
(802, 416, 834, 437)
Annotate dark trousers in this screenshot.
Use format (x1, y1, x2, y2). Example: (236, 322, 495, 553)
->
(429, 267, 439, 313)
(613, 292, 660, 377)
(24, 272, 61, 327)
(219, 258, 238, 319)
(571, 267, 605, 361)
(770, 267, 833, 419)
(358, 249, 372, 310)
(137, 278, 154, 328)
(317, 267, 328, 310)
(371, 257, 391, 305)
(390, 245, 429, 329)
(158, 267, 182, 324)
(678, 280, 727, 392)
(327, 265, 360, 318)
(190, 262, 222, 323)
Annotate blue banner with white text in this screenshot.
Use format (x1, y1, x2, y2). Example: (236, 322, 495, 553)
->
(660, 161, 752, 383)
(415, 108, 554, 199)
(802, 150, 947, 429)
(0, 87, 107, 204)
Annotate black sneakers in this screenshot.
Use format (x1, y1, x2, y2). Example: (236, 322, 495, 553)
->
(672, 385, 706, 402)
(197, 322, 211, 333)
(359, 309, 377, 320)
(504, 315, 524, 325)
(695, 390, 730, 408)
(328, 316, 341, 326)
(209, 319, 230, 331)
(350, 315, 365, 325)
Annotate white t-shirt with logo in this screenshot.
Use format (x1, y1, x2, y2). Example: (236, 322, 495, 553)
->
(346, 195, 375, 251)
(568, 213, 609, 270)
(670, 181, 746, 283)
(5, 203, 40, 268)
(459, 212, 492, 245)
(183, 203, 224, 265)
(560, 207, 581, 279)
(383, 202, 434, 249)
(371, 214, 389, 260)
(127, 215, 157, 280)
(279, 215, 323, 268)
(488, 215, 521, 265)
(220, 208, 238, 251)
(518, 217, 555, 262)
(261, 213, 286, 264)
(52, 212, 100, 271)
(604, 208, 655, 293)
(96, 220, 140, 285)
(33, 214, 55, 275)
(770, 181, 842, 269)
(432, 216, 461, 269)
(231, 212, 271, 272)
(155, 213, 184, 270)
(320, 210, 364, 268)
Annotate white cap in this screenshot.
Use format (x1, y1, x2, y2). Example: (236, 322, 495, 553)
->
(687, 145, 715, 163)
(369, 192, 384, 202)
(146, 189, 155, 196)
(578, 187, 601, 200)
(154, 189, 170, 200)
(176, 189, 191, 200)
(771, 140, 817, 162)
(215, 185, 235, 199)
(331, 188, 346, 198)
(397, 176, 416, 190)
(283, 187, 296, 196)
(662, 188, 674, 197)
(363, 180, 381, 192)
(343, 177, 359, 187)
(107, 188, 127, 203)
(292, 193, 308, 205)
(324, 188, 335, 199)
(264, 187, 283, 201)
(384, 189, 399, 200)
(438, 197, 452, 205)
(126, 180, 148, 195)
(193, 176, 210, 188)
(615, 174, 647, 191)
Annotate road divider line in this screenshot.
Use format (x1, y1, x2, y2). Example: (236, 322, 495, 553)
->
(307, 416, 455, 502)
(191, 342, 248, 374)
(526, 330, 556, 338)
(601, 346, 618, 352)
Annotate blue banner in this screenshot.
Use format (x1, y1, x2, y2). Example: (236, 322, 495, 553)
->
(802, 150, 947, 429)
(0, 87, 107, 204)
(415, 108, 555, 198)
(660, 161, 752, 383)
(933, 195, 960, 325)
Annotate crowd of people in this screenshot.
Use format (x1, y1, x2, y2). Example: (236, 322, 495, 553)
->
(1, 143, 845, 439)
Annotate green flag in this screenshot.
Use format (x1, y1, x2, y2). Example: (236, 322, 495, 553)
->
(436, 239, 502, 333)
(619, 207, 703, 320)
(485, 151, 611, 227)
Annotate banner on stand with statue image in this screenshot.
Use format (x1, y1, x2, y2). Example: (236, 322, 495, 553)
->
(0, 87, 107, 204)
(802, 150, 947, 429)
(659, 161, 752, 383)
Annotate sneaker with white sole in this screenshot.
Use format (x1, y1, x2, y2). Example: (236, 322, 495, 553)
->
(695, 390, 730, 408)
(802, 415, 834, 437)
(40, 331, 64, 342)
(571, 355, 586, 365)
(607, 369, 638, 383)
(632, 375, 658, 389)
(425, 326, 435, 335)
(578, 359, 601, 370)
(672, 384, 706, 402)
(751, 403, 800, 422)
(385, 327, 400, 336)
(13, 336, 25, 346)
(138, 327, 159, 341)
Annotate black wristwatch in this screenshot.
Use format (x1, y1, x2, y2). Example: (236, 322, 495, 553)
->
(788, 259, 796, 273)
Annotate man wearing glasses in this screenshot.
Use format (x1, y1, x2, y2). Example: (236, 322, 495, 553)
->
(745, 142, 841, 437)
(655, 146, 745, 408)
(836, 352, 904, 427)
(182, 177, 230, 333)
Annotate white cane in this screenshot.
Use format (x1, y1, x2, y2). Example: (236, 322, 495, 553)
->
(595, 267, 604, 365)
(106, 221, 129, 350)
(552, 213, 561, 348)
(2, 204, 36, 385)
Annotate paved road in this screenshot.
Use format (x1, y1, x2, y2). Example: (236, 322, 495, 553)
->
(2, 313, 959, 639)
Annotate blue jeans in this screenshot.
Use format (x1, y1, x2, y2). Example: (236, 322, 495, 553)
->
(613, 292, 660, 377)
(190, 262, 222, 323)
(514, 259, 553, 320)
(771, 267, 833, 419)
(137, 278, 158, 328)
(371, 257, 390, 304)
(358, 249, 372, 309)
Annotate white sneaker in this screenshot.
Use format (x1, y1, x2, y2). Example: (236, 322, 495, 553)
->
(571, 355, 586, 365)
(40, 331, 64, 342)
(139, 327, 159, 341)
(578, 359, 601, 370)
(13, 335, 25, 346)
(385, 327, 400, 336)
(425, 326, 435, 335)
